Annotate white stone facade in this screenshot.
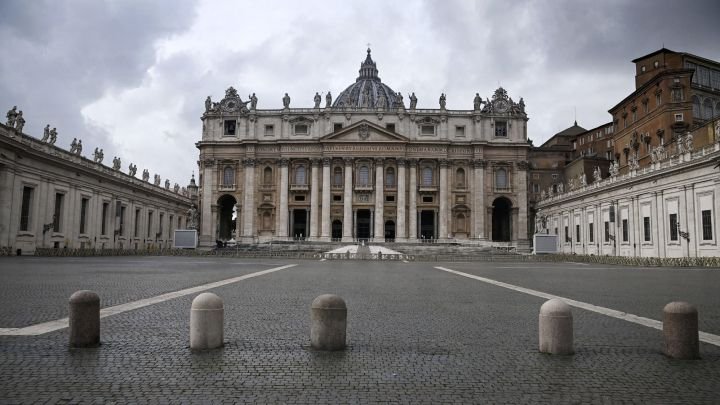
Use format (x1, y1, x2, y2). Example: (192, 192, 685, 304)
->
(196, 51, 531, 247)
(0, 124, 192, 254)
(536, 138, 720, 258)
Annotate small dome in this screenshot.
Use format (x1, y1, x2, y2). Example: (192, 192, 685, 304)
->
(333, 49, 400, 109)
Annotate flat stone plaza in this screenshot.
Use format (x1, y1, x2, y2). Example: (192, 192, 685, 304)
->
(1, 256, 719, 404)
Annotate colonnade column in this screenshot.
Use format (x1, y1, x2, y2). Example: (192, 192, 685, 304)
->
(0, 167, 16, 246)
(516, 161, 528, 245)
(438, 159, 449, 240)
(320, 158, 331, 241)
(396, 158, 406, 241)
(241, 158, 256, 241)
(309, 158, 320, 240)
(374, 158, 384, 241)
(408, 159, 417, 240)
(341, 158, 353, 242)
(276, 158, 289, 238)
(473, 159, 486, 240)
(200, 159, 214, 243)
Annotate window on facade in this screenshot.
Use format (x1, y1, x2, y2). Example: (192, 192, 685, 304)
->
(333, 167, 343, 186)
(456, 168, 465, 188)
(621, 219, 628, 242)
(551, 173, 558, 180)
(643, 217, 651, 242)
(495, 121, 507, 137)
(421, 125, 435, 135)
(334, 123, 343, 132)
(134, 209, 140, 237)
(101, 202, 109, 235)
(223, 120, 236, 136)
(532, 183, 539, 193)
(333, 195, 342, 202)
(674, 113, 683, 122)
(53, 193, 64, 232)
(495, 168, 508, 189)
(604, 221, 610, 242)
(385, 123, 395, 132)
(422, 167, 433, 186)
(576, 224, 581, 242)
(564, 226, 569, 243)
(589, 223, 594, 243)
(264, 125, 274, 136)
(263, 167, 273, 184)
(294, 195, 305, 202)
(295, 165, 307, 185)
(262, 212, 272, 229)
(702, 210, 713, 240)
(643, 102, 649, 114)
(455, 126, 465, 137)
(671, 88, 683, 102)
(422, 196, 433, 203)
(669, 213, 678, 241)
(385, 167, 395, 188)
(20, 186, 33, 232)
(223, 166, 234, 186)
(703, 99, 714, 119)
(385, 195, 395, 202)
(294, 124, 308, 135)
(632, 110, 637, 122)
(159, 214, 164, 239)
(147, 211, 153, 238)
(358, 165, 370, 186)
(79, 198, 89, 234)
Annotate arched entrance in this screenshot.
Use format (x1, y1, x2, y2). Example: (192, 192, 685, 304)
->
(217, 194, 237, 241)
(331, 220, 342, 240)
(384, 220, 395, 241)
(492, 197, 512, 241)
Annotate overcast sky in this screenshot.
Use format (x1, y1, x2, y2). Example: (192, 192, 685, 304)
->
(2, 0, 719, 187)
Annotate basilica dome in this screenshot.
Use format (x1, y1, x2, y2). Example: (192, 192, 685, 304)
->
(332, 49, 401, 109)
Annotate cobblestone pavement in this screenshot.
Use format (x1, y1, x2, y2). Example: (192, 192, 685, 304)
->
(1, 257, 719, 404)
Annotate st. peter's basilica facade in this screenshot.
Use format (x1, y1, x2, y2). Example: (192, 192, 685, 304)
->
(196, 50, 530, 248)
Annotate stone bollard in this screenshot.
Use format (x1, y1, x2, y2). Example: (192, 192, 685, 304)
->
(69, 290, 100, 348)
(190, 293, 224, 350)
(539, 298, 573, 355)
(663, 301, 699, 359)
(310, 294, 347, 351)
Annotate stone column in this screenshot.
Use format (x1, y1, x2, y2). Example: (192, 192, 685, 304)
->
(374, 158, 384, 242)
(0, 167, 15, 246)
(309, 159, 320, 240)
(439, 159, 449, 240)
(241, 159, 256, 241)
(321, 158, 331, 241)
(396, 158, 407, 241)
(473, 159, 486, 240)
(276, 158, 289, 238)
(516, 161, 529, 245)
(200, 159, 214, 245)
(655, 191, 665, 258)
(684, 184, 697, 257)
(234, 203, 242, 240)
(408, 159, 417, 240)
(342, 158, 353, 242)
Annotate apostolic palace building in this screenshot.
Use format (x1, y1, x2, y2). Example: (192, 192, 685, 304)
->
(195, 49, 531, 248)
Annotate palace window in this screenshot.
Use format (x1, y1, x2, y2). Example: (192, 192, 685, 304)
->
(604, 221, 610, 242)
(223, 166, 235, 186)
(656, 93, 662, 107)
(702, 210, 713, 240)
(421, 125, 435, 136)
(19, 186, 33, 232)
(334, 123, 343, 132)
(263, 167, 273, 184)
(294, 124, 309, 135)
(333, 167, 343, 186)
(385, 167, 395, 188)
(576, 224, 581, 242)
(264, 125, 274, 136)
(564, 226, 569, 243)
(456, 168, 466, 188)
(589, 223, 594, 243)
(147, 211, 153, 238)
(333, 195, 342, 202)
(101, 202, 109, 236)
(295, 165, 307, 185)
(385, 123, 395, 132)
(643, 217, 651, 242)
(622, 219, 628, 242)
(223, 120, 236, 136)
(671, 88, 684, 102)
(79, 198, 89, 234)
(159, 213, 164, 239)
(674, 113, 683, 122)
(134, 209, 140, 237)
(495, 121, 507, 137)
(358, 165, 370, 186)
(53, 193, 64, 232)
(421, 167, 433, 186)
(669, 213, 678, 241)
(455, 125, 465, 137)
(495, 168, 508, 189)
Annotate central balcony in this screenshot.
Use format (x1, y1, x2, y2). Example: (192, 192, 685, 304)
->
(218, 184, 236, 192)
(290, 183, 309, 191)
(354, 183, 374, 191)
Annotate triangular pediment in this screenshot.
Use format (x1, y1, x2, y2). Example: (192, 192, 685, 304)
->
(320, 120, 409, 143)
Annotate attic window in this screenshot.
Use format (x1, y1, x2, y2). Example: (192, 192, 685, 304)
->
(334, 123, 343, 132)
(294, 124, 309, 135)
(455, 125, 465, 137)
(494, 121, 507, 137)
(385, 123, 396, 132)
(421, 125, 435, 135)
(224, 120, 236, 136)
(641, 66, 646, 73)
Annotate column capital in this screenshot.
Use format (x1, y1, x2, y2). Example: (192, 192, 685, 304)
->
(439, 158, 449, 168)
(277, 157, 289, 167)
(516, 160, 529, 171)
(343, 157, 353, 166)
(375, 157, 385, 165)
(396, 157, 407, 167)
(242, 158, 256, 167)
(407, 158, 418, 167)
(322, 157, 332, 166)
(473, 159, 486, 168)
(203, 158, 215, 168)
(310, 158, 322, 166)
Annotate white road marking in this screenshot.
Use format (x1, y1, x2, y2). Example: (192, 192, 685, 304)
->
(434, 266, 720, 347)
(402, 260, 409, 263)
(0, 264, 298, 336)
(564, 261, 590, 266)
(320, 259, 326, 262)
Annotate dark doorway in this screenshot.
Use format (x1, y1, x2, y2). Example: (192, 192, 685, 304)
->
(385, 220, 395, 241)
(356, 209, 371, 240)
(292, 209, 307, 239)
(492, 197, 512, 241)
(332, 220, 342, 240)
(420, 210, 435, 240)
(217, 194, 237, 240)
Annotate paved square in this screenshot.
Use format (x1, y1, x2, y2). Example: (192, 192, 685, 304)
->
(1, 257, 719, 403)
